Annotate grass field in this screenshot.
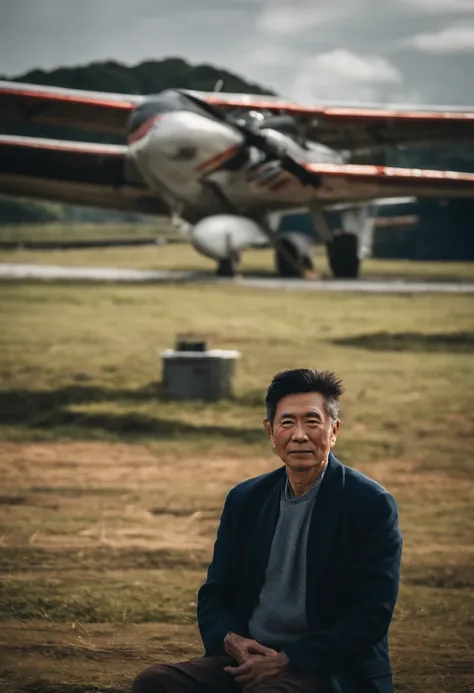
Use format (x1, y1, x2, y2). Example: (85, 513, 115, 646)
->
(0, 242, 473, 693)
(0, 222, 172, 243)
(1, 231, 474, 282)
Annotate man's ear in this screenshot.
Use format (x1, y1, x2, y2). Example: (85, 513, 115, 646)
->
(330, 419, 340, 448)
(263, 419, 274, 445)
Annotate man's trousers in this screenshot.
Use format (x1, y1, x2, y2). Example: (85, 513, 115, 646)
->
(132, 655, 324, 693)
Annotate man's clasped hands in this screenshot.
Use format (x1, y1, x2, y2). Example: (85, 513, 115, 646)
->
(223, 632, 291, 690)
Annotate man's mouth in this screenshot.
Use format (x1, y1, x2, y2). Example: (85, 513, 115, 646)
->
(288, 450, 314, 455)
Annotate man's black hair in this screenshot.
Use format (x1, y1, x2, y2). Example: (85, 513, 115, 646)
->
(265, 368, 344, 425)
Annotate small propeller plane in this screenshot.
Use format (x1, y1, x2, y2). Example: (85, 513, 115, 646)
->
(1, 79, 474, 278)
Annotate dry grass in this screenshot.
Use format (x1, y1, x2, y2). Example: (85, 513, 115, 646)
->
(0, 222, 173, 242)
(0, 444, 473, 693)
(0, 263, 473, 692)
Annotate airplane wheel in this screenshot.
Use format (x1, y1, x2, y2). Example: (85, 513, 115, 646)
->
(275, 235, 314, 277)
(216, 253, 240, 277)
(327, 233, 360, 279)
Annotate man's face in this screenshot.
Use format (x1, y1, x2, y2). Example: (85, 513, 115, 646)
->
(264, 391, 340, 472)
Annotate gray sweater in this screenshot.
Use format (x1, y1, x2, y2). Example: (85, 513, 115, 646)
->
(248, 468, 325, 649)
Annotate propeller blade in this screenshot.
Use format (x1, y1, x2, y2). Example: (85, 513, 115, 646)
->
(180, 90, 229, 122)
(180, 90, 317, 279)
(180, 90, 321, 188)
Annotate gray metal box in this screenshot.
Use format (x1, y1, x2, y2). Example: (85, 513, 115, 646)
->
(161, 349, 240, 401)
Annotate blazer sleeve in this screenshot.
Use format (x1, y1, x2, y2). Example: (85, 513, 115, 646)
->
(282, 491, 403, 675)
(197, 488, 249, 655)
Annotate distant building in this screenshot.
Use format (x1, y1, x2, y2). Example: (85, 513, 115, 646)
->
(276, 199, 474, 261)
(372, 199, 474, 261)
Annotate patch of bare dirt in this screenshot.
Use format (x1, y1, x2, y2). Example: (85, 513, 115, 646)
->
(1, 442, 471, 560)
(0, 619, 202, 676)
(0, 620, 202, 693)
(0, 441, 275, 490)
(358, 458, 468, 493)
(3, 442, 464, 493)
(0, 442, 275, 554)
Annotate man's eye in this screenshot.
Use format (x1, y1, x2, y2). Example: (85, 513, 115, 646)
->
(307, 419, 320, 425)
(281, 420, 293, 426)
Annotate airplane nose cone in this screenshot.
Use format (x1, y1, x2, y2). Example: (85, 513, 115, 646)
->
(129, 109, 245, 194)
(148, 115, 194, 157)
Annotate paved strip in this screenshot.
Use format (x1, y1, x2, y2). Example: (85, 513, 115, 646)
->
(1, 262, 473, 293)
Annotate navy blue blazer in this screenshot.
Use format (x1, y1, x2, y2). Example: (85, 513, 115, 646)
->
(197, 453, 403, 693)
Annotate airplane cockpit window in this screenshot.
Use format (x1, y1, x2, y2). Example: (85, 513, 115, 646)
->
(127, 90, 205, 135)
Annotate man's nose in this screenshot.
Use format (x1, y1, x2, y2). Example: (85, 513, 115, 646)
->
(291, 423, 308, 441)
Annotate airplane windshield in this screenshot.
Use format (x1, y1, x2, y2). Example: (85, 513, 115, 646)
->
(127, 90, 204, 135)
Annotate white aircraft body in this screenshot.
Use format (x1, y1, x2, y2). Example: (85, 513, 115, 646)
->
(1, 81, 474, 278)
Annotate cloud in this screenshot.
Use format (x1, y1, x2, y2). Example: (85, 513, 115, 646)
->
(405, 25, 474, 53)
(256, 0, 353, 37)
(241, 45, 298, 69)
(313, 49, 402, 83)
(292, 49, 406, 103)
(0, 0, 472, 107)
(400, 0, 474, 12)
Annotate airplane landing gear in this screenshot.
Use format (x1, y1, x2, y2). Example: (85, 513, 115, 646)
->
(326, 233, 360, 279)
(216, 252, 240, 277)
(275, 232, 315, 278)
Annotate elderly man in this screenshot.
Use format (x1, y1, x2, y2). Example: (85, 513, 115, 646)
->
(132, 368, 403, 693)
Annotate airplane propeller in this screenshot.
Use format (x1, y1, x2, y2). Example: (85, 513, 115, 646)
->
(179, 90, 318, 279)
(179, 91, 321, 188)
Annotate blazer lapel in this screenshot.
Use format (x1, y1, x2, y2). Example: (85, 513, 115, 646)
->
(306, 453, 346, 624)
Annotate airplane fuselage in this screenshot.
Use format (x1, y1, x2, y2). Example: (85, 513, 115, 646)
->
(126, 90, 344, 223)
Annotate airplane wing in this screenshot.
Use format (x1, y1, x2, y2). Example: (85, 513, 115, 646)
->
(3, 80, 473, 148)
(186, 91, 474, 150)
(253, 162, 474, 205)
(0, 80, 143, 135)
(0, 135, 168, 215)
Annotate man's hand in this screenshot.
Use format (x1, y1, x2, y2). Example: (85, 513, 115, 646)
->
(223, 632, 277, 665)
(224, 651, 291, 688)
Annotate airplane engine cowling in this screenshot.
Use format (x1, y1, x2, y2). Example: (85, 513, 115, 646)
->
(191, 215, 267, 260)
(275, 231, 314, 277)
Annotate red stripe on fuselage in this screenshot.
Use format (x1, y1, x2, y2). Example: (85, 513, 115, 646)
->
(127, 115, 164, 144)
(196, 145, 241, 174)
(269, 176, 292, 191)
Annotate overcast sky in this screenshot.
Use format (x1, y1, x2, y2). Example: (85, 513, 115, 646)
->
(1, 0, 473, 106)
